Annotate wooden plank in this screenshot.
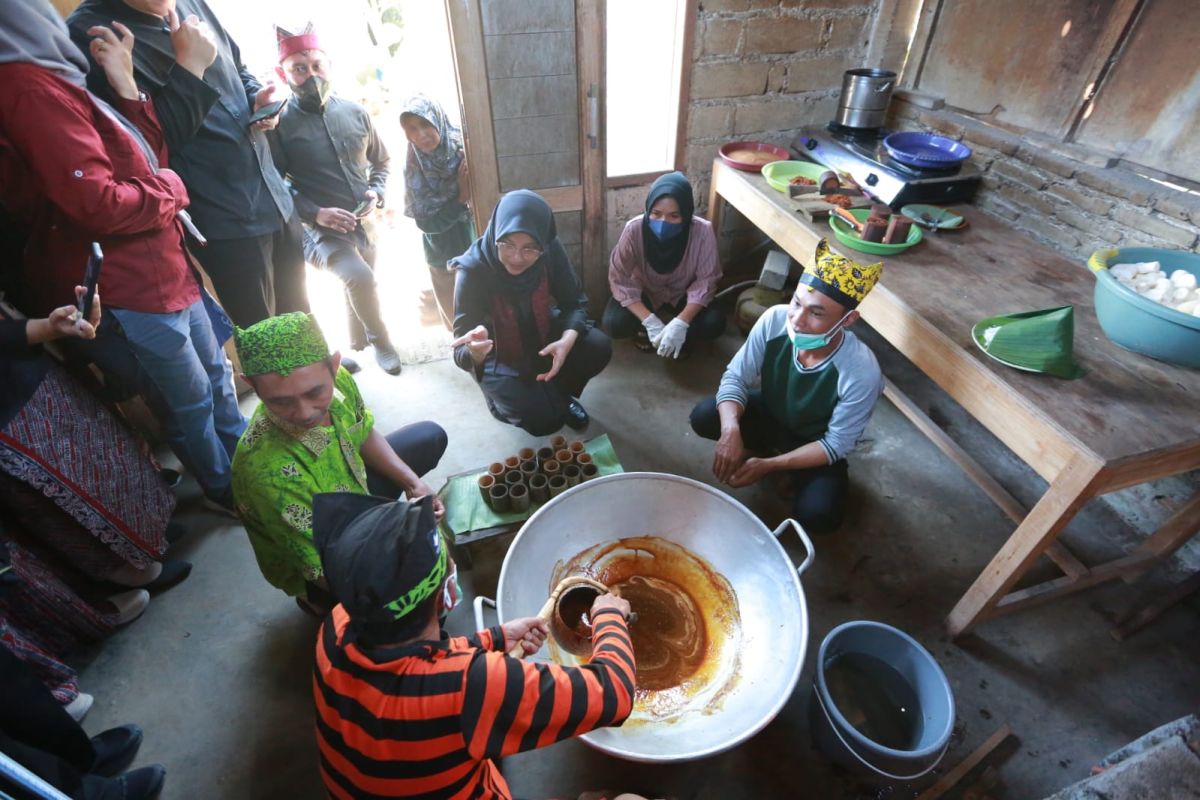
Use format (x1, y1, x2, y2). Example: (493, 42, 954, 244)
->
(1096, 441, 1200, 495)
(576, 0, 608, 317)
(946, 452, 1105, 636)
(484, 31, 575, 79)
(916, 725, 1012, 800)
(916, 0, 1139, 137)
(993, 551, 1157, 617)
(537, 185, 583, 212)
(499, 151, 579, 191)
(481, 0, 574, 36)
(1123, 492, 1200, 581)
(554, 211, 582, 246)
(1075, 0, 1200, 184)
(446, 0, 502, 231)
(490, 75, 579, 120)
(882, 379, 1087, 579)
(494, 114, 578, 159)
(1110, 570, 1200, 641)
(672, 0, 699, 172)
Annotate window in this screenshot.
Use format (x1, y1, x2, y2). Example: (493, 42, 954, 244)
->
(605, 0, 691, 180)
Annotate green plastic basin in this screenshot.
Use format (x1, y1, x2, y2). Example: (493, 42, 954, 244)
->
(1088, 247, 1200, 369)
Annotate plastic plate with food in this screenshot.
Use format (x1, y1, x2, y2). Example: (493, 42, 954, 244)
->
(761, 161, 832, 193)
(828, 208, 923, 254)
(718, 141, 791, 172)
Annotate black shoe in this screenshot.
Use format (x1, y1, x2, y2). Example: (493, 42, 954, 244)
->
(144, 560, 192, 594)
(90, 724, 143, 777)
(114, 764, 166, 800)
(341, 355, 361, 374)
(564, 399, 589, 430)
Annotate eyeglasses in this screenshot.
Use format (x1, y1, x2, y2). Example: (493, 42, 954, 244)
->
(497, 240, 544, 260)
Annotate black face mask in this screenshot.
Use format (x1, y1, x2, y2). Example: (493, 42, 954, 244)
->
(294, 75, 332, 111)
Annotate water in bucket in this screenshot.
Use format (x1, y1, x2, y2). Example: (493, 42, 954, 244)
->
(825, 652, 923, 751)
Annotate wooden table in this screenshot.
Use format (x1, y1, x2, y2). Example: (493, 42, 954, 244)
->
(707, 158, 1200, 637)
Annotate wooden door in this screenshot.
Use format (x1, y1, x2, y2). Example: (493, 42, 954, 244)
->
(445, 0, 606, 310)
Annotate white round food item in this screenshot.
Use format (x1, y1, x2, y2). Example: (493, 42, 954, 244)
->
(1144, 286, 1167, 303)
(1178, 301, 1198, 315)
(1135, 261, 1162, 273)
(1110, 263, 1139, 281)
(1169, 270, 1197, 290)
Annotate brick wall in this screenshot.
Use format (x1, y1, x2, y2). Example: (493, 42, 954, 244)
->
(888, 96, 1200, 258)
(605, 0, 883, 262)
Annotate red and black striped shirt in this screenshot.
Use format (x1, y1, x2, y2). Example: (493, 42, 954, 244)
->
(314, 605, 636, 799)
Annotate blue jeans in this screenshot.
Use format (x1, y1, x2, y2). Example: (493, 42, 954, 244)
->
(111, 300, 246, 498)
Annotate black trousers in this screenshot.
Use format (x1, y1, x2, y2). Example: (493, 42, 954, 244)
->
(690, 393, 849, 534)
(601, 295, 726, 341)
(190, 213, 309, 328)
(479, 326, 612, 437)
(305, 421, 448, 608)
(306, 233, 391, 351)
(0, 646, 120, 800)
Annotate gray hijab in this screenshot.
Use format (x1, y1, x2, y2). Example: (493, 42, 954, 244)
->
(0, 0, 89, 87)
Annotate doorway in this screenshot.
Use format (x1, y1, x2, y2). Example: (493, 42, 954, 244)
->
(210, 0, 464, 363)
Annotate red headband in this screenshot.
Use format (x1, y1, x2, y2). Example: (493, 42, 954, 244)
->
(278, 33, 322, 62)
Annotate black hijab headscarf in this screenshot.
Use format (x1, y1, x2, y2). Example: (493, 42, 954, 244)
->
(456, 189, 560, 295)
(641, 171, 695, 275)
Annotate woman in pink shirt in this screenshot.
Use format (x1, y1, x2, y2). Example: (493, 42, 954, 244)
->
(603, 171, 725, 359)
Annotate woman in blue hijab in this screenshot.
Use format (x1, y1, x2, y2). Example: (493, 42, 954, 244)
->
(449, 190, 611, 435)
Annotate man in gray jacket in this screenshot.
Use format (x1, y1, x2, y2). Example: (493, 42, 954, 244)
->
(268, 24, 401, 375)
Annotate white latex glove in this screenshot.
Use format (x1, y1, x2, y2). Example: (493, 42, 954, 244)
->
(656, 317, 689, 359)
(641, 313, 666, 344)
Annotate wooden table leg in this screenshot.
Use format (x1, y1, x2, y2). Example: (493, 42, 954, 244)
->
(946, 453, 1105, 637)
(707, 158, 725, 237)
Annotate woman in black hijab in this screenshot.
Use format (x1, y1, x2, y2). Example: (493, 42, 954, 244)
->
(450, 190, 611, 436)
(603, 172, 725, 358)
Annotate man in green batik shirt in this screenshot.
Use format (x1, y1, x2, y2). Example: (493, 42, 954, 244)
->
(231, 313, 447, 613)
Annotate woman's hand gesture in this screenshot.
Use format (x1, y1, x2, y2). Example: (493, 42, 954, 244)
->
(450, 324, 493, 365)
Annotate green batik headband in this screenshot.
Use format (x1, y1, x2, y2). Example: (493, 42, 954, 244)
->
(235, 312, 330, 376)
(382, 544, 448, 621)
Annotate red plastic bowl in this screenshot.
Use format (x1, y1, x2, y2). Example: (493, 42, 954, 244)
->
(718, 141, 790, 172)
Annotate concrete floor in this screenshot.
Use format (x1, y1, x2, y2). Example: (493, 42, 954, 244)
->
(75, 321, 1200, 800)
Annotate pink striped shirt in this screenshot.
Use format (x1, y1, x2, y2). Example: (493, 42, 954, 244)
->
(608, 215, 722, 310)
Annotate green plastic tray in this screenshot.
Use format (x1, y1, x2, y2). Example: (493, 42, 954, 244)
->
(761, 161, 830, 194)
(828, 208, 923, 255)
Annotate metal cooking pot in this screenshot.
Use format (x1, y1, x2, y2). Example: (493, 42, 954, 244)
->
(836, 68, 897, 130)
(480, 472, 814, 763)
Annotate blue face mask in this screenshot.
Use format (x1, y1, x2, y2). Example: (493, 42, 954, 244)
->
(647, 218, 684, 240)
(787, 310, 852, 351)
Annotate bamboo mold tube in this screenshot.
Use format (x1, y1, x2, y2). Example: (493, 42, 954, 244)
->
(489, 483, 510, 512)
(478, 474, 495, 506)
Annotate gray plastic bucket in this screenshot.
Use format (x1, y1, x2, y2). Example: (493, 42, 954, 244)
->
(811, 621, 955, 782)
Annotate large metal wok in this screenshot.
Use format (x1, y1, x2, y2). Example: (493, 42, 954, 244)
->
(475, 472, 814, 763)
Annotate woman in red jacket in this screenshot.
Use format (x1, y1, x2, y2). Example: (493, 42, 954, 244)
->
(0, 0, 245, 511)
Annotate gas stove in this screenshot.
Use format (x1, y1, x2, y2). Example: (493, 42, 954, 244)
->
(791, 124, 981, 207)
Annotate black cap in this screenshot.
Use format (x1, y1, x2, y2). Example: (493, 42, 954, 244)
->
(312, 493, 446, 641)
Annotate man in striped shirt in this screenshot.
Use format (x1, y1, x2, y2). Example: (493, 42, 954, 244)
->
(311, 492, 636, 799)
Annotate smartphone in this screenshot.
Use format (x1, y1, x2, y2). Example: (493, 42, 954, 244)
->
(353, 198, 376, 218)
(79, 242, 103, 320)
(248, 99, 285, 126)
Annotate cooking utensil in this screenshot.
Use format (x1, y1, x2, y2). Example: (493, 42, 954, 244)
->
(836, 68, 896, 130)
(882, 132, 972, 169)
(829, 208, 924, 254)
(509, 575, 608, 658)
(485, 472, 815, 763)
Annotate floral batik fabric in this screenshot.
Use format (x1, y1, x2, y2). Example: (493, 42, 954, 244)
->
(231, 368, 373, 596)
